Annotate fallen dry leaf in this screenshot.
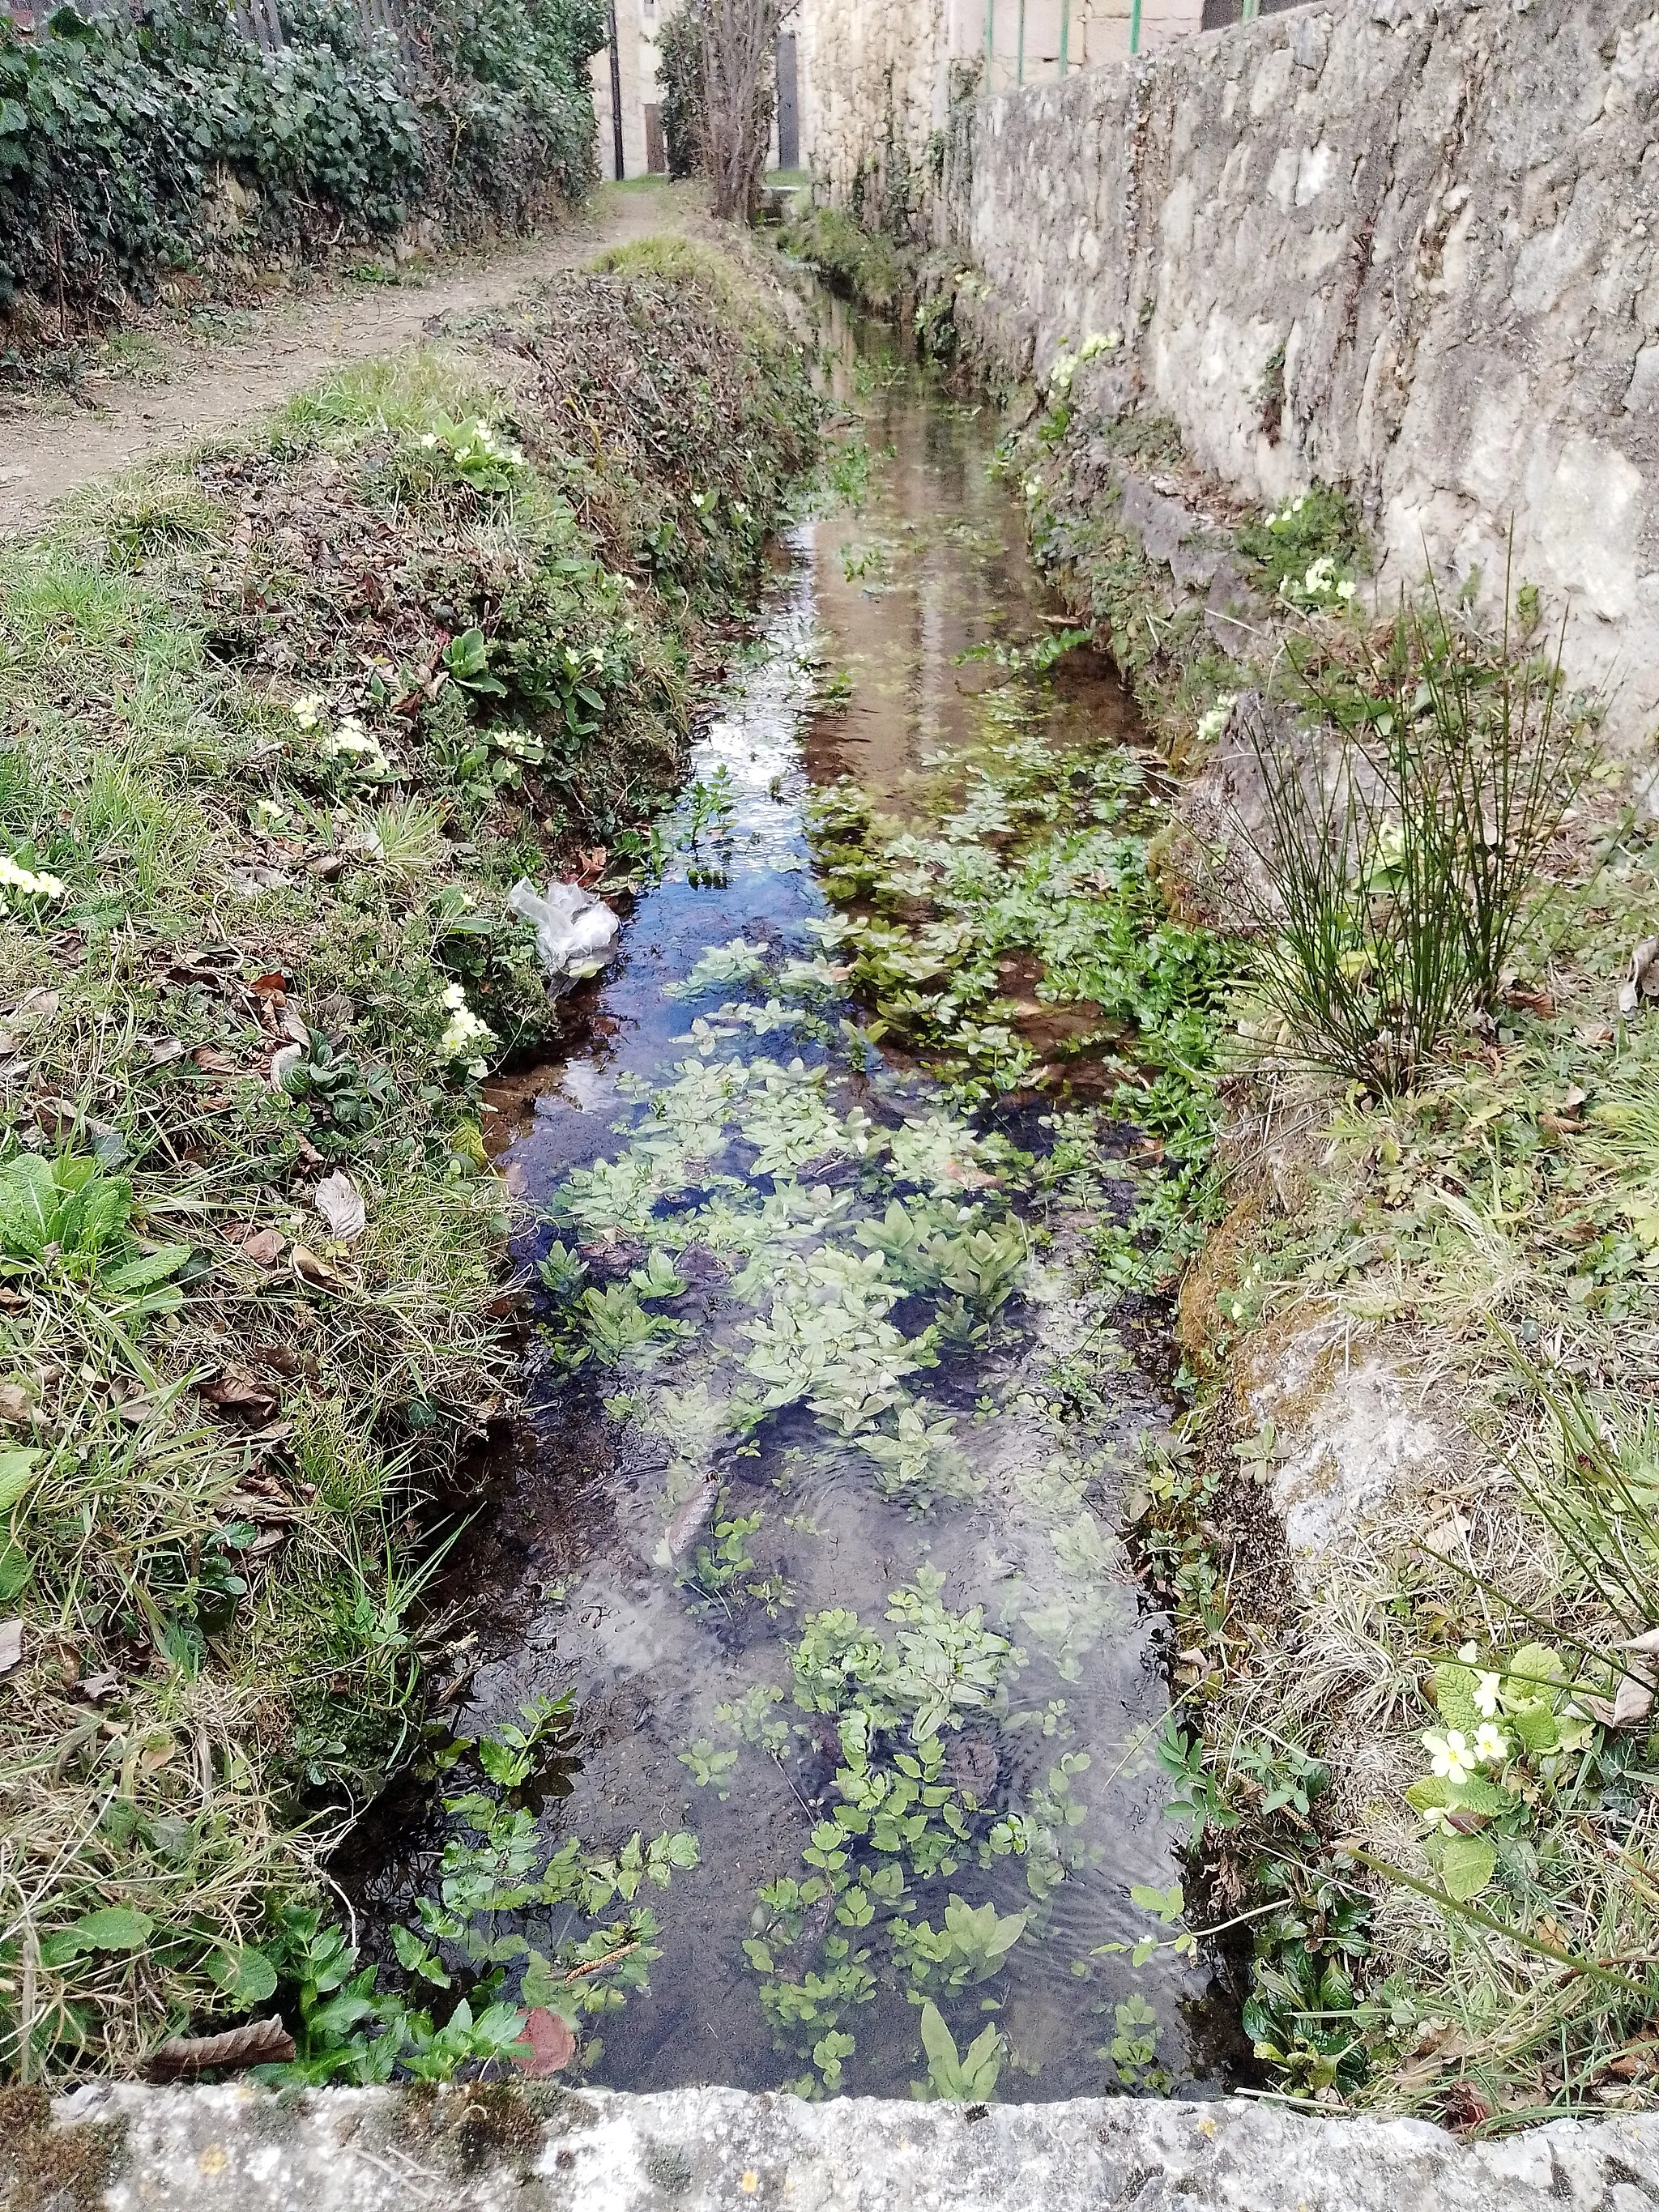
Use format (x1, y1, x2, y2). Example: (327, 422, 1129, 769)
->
(147, 2017, 296, 2081)
(512, 2008, 577, 2078)
(147, 1037, 186, 1066)
(227, 1224, 286, 1268)
(1618, 935, 1659, 1020)
(249, 973, 288, 999)
(15, 990, 59, 1025)
(0, 1620, 21, 1676)
(79, 1671, 123, 1703)
(292, 1244, 344, 1290)
(313, 1170, 366, 1244)
(200, 1368, 281, 1421)
(0, 1384, 31, 1426)
(1584, 1625, 1659, 1728)
(192, 1046, 241, 1076)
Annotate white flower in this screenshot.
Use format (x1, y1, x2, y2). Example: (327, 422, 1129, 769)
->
(1336, 578, 1357, 602)
(0, 853, 66, 901)
(318, 714, 390, 778)
(1457, 1642, 1480, 1663)
(254, 798, 287, 825)
(1473, 1671, 1502, 1719)
(1077, 329, 1120, 363)
(1422, 1804, 1456, 1835)
(1424, 1728, 1476, 1785)
(420, 433, 439, 451)
(292, 693, 325, 730)
(438, 982, 497, 1070)
(1474, 1722, 1510, 1766)
(1196, 691, 1238, 747)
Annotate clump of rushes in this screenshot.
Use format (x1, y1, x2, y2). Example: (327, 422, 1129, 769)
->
(1230, 582, 1597, 1093)
(0, 237, 813, 2082)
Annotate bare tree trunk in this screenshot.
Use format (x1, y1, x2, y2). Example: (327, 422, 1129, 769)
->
(699, 0, 789, 223)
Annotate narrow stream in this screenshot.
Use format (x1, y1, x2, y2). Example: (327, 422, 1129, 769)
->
(354, 296, 1230, 2102)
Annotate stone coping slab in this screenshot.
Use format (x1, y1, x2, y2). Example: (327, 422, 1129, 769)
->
(12, 2083, 1659, 2210)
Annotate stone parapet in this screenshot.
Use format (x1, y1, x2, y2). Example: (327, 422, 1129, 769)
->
(15, 2082, 1659, 2210)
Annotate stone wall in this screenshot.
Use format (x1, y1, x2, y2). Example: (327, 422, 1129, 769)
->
(793, 0, 1205, 219)
(25, 2080, 1659, 2210)
(935, 0, 1659, 761)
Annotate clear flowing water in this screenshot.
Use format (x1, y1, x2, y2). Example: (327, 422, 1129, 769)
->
(352, 300, 1231, 2103)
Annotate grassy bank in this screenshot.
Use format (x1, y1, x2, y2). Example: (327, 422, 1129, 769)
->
(784, 213, 1659, 2129)
(997, 313, 1659, 2129)
(0, 234, 814, 2083)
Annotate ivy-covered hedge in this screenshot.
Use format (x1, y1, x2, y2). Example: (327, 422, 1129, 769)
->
(0, 0, 607, 320)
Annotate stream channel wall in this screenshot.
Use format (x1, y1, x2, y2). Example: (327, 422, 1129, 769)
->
(883, 0, 1659, 771)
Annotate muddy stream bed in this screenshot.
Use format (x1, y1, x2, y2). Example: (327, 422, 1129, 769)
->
(349, 299, 1234, 2103)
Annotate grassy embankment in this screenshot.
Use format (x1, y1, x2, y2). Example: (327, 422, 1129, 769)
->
(788, 214, 1659, 2129)
(0, 234, 814, 2083)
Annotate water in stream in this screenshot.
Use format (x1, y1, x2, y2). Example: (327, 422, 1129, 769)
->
(354, 299, 1229, 2102)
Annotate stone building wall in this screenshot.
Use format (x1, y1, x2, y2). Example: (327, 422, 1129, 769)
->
(794, 0, 1205, 219)
(936, 0, 1659, 760)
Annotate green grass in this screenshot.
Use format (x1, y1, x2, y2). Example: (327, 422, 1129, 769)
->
(0, 235, 814, 2084)
(783, 207, 907, 313)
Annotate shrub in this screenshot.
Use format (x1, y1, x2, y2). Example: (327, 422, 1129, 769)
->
(655, 1, 705, 178)
(0, 0, 604, 326)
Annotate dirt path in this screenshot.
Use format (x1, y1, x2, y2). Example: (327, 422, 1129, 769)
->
(0, 181, 709, 539)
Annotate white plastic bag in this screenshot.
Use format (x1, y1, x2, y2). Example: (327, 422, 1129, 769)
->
(506, 877, 621, 988)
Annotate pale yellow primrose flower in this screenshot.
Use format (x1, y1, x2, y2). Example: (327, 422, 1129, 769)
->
(438, 981, 497, 1076)
(1423, 1728, 1475, 1786)
(0, 854, 66, 901)
(1474, 1722, 1510, 1766)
